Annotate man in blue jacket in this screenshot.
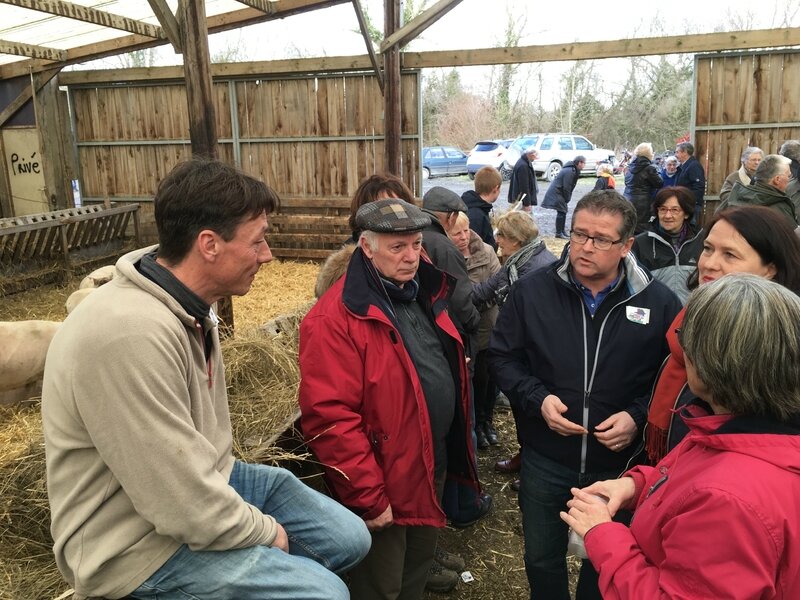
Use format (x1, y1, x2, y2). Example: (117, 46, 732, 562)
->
(674, 142, 706, 225)
(489, 190, 681, 600)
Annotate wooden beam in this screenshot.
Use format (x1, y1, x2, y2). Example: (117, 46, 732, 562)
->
(178, 0, 217, 159)
(0, 67, 59, 127)
(0, 0, 350, 80)
(402, 27, 800, 68)
(58, 54, 376, 84)
(235, 0, 277, 12)
(379, 0, 462, 53)
(0, 0, 164, 39)
(351, 0, 383, 93)
(0, 39, 66, 61)
(147, 0, 182, 53)
(384, 0, 400, 176)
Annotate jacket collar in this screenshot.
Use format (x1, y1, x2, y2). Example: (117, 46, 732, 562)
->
(342, 246, 454, 320)
(553, 245, 652, 295)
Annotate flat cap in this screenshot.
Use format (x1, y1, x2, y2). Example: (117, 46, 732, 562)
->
(355, 198, 431, 233)
(423, 186, 468, 213)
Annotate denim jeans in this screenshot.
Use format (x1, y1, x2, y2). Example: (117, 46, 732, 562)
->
(130, 461, 371, 600)
(519, 447, 620, 600)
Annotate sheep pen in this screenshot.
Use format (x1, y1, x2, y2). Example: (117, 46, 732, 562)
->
(0, 252, 576, 600)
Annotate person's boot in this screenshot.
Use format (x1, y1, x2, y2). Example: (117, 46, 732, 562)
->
(494, 451, 521, 473)
(475, 422, 489, 449)
(425, 562, 459, 593)
(555, 212, 569, 239)
(435, 545, 466, 572)
(484, 421, 499, 445)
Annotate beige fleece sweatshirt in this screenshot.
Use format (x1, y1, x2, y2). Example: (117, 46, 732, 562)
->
(42, 246, 278, 599)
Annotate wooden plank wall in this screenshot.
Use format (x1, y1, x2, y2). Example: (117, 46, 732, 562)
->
(695, 50, 800, 214)
(69, 72, 420, 259)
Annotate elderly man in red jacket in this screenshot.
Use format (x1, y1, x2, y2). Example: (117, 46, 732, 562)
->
(299, 198, 480, 600)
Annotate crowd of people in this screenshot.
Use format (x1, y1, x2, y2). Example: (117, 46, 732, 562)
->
(38, 140, 800, 600)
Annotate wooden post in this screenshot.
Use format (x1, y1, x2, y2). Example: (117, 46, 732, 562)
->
(35, 75, 71, 210)
(178, 0, 234, 331)
(179, 0, 218, 160)
(383, 0, 401, 176)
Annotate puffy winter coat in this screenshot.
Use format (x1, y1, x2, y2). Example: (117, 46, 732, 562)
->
(542, 161, 581, 213)
(631, 225, 703, 304)
(508, 154, 538, 206)
(586, 406, 800, 599)
(299, 249, 479, 527)
(489, 250, 681, 473)
(624, 156, 663, 232)
(717, 181, 798, 227)
(464, 230, 501, 351)
(462, 190, 496, 249)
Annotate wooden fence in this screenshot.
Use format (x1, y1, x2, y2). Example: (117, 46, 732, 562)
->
(63, 70, 421, 257)
(694, 49, 800, 213)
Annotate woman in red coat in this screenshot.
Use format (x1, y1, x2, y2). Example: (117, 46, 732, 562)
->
(561, 274, 800, 599)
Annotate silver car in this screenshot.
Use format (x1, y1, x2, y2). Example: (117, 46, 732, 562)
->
(503, 133, 616, 182)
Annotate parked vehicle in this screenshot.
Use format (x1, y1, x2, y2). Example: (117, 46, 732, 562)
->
(421, 146, 469, 179)
(503, 133, 616, 182)
(466, 139, 514, 180)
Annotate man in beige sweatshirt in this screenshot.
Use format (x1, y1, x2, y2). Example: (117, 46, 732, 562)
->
(42, 159, 370, 600)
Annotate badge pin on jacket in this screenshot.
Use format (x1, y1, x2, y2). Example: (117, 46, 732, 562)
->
(626, 306, 651, 325)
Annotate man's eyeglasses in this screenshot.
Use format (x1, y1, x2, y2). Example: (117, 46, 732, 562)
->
(569, 231, 623, 250)
(657, 207, 684, 216)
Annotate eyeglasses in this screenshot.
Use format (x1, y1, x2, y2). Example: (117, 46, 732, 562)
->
(569, 231, 623, 250)
(657, 207, 684, 215)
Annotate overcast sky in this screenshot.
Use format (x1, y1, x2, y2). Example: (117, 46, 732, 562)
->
(84, 0, 799, 103)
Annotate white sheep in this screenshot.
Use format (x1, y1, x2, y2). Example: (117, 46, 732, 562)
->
(65, 288, 95, 314)
(79, 264, 116, 289)
(0, 320, 61, 393)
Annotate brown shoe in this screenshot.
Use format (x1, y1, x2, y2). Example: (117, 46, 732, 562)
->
(425, 562, 459, 593)
(494, 451, 521, 474)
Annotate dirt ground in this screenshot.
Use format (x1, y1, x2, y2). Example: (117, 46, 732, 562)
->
(424, 408, 581, 600)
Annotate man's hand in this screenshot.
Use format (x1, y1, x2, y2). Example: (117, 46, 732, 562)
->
(365, 505, 393, 532)
(541, 395, 588, 436)
(593, 411, 638, 451)
(270, 524, 289, 552)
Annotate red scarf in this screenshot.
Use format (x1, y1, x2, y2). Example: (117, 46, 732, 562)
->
(645, 309, 687, 463)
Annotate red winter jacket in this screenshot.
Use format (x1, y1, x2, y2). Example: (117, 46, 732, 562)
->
(585, 405, 800, 599)
(299, 248, 478, 527)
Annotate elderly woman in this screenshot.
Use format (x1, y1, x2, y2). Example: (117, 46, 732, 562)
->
(719, 146, 764, 202)
(472, 211, 556, 309)
(659, 155, 679, 187)
(624, 142, 664, 233)
(631, 186, 703, 304)
(644, 205, 800, 463)
(448, 212, 501, 449)
(475, 211, 556, 486)
(561, 274, 800, 599)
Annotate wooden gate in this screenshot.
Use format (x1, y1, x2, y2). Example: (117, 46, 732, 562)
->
(693, 49, 800, 213)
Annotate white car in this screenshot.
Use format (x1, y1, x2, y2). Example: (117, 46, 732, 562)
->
(466, 139, 514, 180)
(503, 133, 616, 182)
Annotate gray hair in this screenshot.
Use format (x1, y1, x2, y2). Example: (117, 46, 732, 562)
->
(634, 142, 654, 160)
(779, 140, 800, 163)
(681, 274, 800, 421)
(753, 154, 791, 184)
(740, 146, 764, 163)
(665, 156, 679, 166)
(571, 190, 637, 240)
(677, 142, 695, 156)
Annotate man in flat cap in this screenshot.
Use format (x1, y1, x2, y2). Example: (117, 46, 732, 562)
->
(299, 198, 480, 600)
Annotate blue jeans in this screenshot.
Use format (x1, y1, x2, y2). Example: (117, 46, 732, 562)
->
(519, 447, 620, 600)
(130, 461, 371, 600)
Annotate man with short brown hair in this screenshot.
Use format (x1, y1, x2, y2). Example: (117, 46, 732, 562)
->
(462, 165, 501, 249)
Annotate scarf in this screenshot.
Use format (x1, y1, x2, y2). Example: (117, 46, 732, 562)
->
(656, 221, 690, 253)
(506, 237, 542, 286)
(645, 309, 687, 463)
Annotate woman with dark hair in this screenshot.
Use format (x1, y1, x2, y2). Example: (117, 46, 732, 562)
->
(631, 186, 703, 304)
(645, 205, 800, 464)
(561, 275, 800, 599)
